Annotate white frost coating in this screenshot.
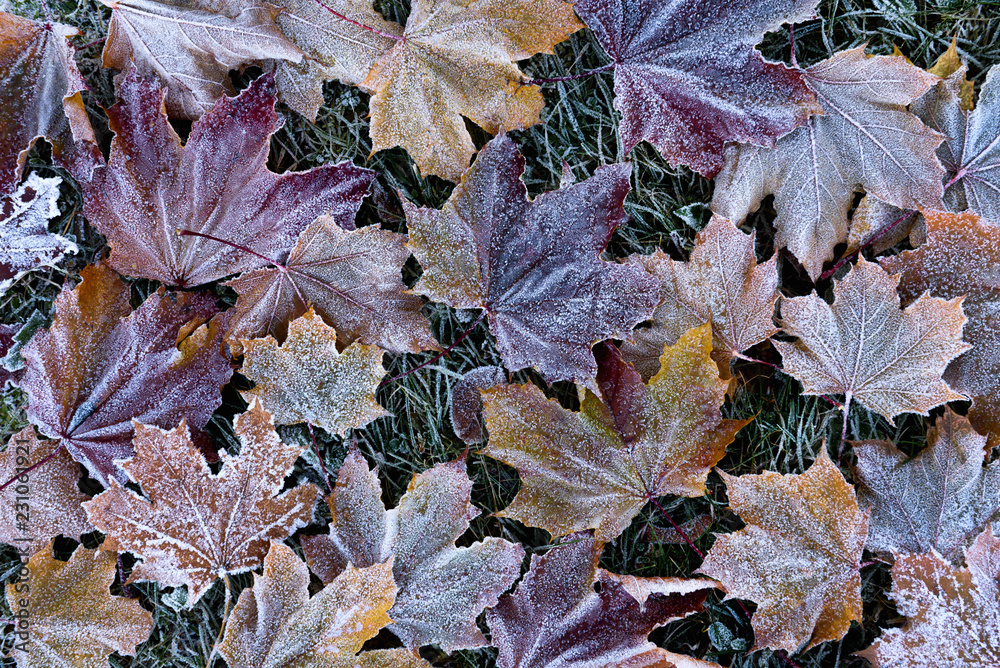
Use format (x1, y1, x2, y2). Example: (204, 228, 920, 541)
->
(862, 531, 1000, 666)
(854, 409, 1000, 563)
(0, 173, 76, 296)
(713, 48, 945, 279)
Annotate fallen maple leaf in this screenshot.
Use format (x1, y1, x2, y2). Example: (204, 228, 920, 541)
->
(854, 409, 999, 564)
(240, 308, 389, 436)
(0, 427, 92, 556)
(83, 400, 318, 605)
(712, 47, 945, 279)
(225, 213, 437, 356)
(405, 132, 659, 386)
(697, 451, 869, 652)
(99, 0, 304, 119)
(273, 0, 582, 180)
(19, 263, 232, 485)
(572, 0, 821, 177)
(487, 531, 719, 668)
(0, 11, 101, 194)
(302, 447, 524, 651)
(4, 541, 153, 668)
(218, 541, 431, 668)
(882, 210, 1000, 444)
(621, 215, 778, 380)
(83, 69, 374, 288)
(0, 174, 77, 297)
(774, 257, 968, 422)
(857, 528, 1000, 666)
(481, 324, 746, 542)
(914, 60, 1000, 224)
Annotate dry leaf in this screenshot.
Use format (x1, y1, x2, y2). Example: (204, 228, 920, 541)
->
(854, 409, 1000, 564)
(881, 210, 999, 441)
(0, 427, 92, 556)
(857, 529, 1000, 666)
(405, 132, 659, 387)
(0, 11, 101, 194)
(0, 173, 77, 296)
(83, 400, 318, 605)
(225, 213, 436, 356)
(486, 531, 719, 668)
(481, 324, 746, 542)
(99, 0, 304, 118)
(572, 0, 821, 177)
(712, 48, 945, 279)
(449, 365, 506, 444)
(83, 69, 374, 288)
(3, 542, 153, 668)
(273, 0, 582, 180)
(218, 541, 431, 668)
(621, 215, 778, 379)
(240, 308, 389, 436)
(19, 263, 232, 485)
(697, 451, 869, 652)
(302, 448, 524, 651)
(774, 258, 969, 422)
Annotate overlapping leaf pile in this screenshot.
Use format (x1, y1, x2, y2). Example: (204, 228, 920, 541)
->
(0, 1, 998, 667)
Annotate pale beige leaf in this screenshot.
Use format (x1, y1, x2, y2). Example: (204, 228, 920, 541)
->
(858, 529, 1000, 666)
(622, 215, 778, 379)
(774, 258, 969, 422)
(100, 0, 304, 118)
(302, 448, 524, 651)
(0, 427, 92, 556)
(4, 542, 152, 668)
(240, 308, 390, 436)
(83, 400, 319, 605)
(697, 451, 869, 653)
(218, 541, 432, 668)
(712, 47, 945, 279)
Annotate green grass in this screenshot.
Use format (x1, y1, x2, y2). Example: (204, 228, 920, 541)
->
(2, 0, 1000, 666)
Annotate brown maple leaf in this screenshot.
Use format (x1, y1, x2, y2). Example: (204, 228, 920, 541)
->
(0, 11, 101, 194)
(774, 257, 969, 423)
(857, 528, 1000, 666)
(4, 542, 153, 667)
(302, 447, 524, 652)
(853, 409, 1000, 564)
(405, 132, 659, 387)
(697, 451, 869, 652)
(83, 400, 319, 605)
(0, 427, 92, 556)
(481, 324, 747, 543)
(240, 308, 389, 436)
(225, 213, 437, 356)
(272, 0, 582, 181)
(487, 531, 719, 668)
(712, 47, 945, 279)
(882, 210, 1000, 443)
(19, 263, 233, 485)
(621, 215, 778, 380)
(218, 541, 431, 668)
(82, 69, 374, 288)
(1, 174, 77, 297)
(99, 0, 304, 119)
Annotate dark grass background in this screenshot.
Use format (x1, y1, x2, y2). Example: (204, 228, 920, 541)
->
(2, 0, 999, 665)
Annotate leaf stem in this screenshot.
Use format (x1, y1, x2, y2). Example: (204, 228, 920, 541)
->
(0, 442, 65, 494)
(379, 311, 487, 387)
(207, 572, 232, 667)
(309, 0, 402, 41)
(178, 229, 281, 268)
(521, 62, 615, 86)
(838, 393, 852, 465)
